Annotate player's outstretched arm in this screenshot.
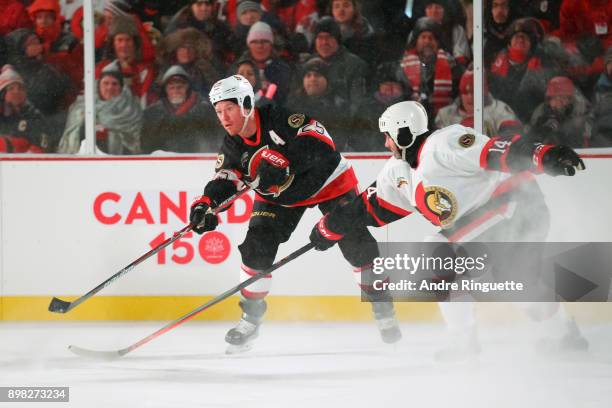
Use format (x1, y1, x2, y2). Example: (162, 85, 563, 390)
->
(310, 181, 412, 251)
(482, 136, 585, 176)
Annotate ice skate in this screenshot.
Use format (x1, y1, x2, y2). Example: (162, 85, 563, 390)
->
(372, 302, 402, 344)
(225, 297, 266, 354)
(225, 316, 261, 354)
(536, 318, 589, 355)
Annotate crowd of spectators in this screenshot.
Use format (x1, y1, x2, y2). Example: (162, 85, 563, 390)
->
(1, 0, 611, 154)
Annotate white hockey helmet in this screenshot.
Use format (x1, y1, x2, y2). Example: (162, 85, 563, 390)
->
(209, 75, 255, 119)
(379, 101, 429, 148)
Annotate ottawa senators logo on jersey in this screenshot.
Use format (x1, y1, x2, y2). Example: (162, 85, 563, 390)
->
(247, 146, 295, 197)
(423, 186, 458, 228)
(215, 154, 225, 170)
(288, 113, 305, 128)
(458, 133, 475, 148)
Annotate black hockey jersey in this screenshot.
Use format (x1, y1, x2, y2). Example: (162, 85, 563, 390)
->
(204, 105, 357, 207)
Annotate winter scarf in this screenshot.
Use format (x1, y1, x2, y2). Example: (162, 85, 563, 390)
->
(58, 84, 142, 154)
(401, 48, 453, 113)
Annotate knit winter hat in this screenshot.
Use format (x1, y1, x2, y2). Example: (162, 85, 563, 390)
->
(99, 60, 124, 87)
(109, 15, 139, 38)
(237, 1, 262, 16)
(459, 69, 489, 96)
(546, 76, 574, 97)
(105, 0, 134, 17)
(423, 0, 448, 11)
(408, 16, 442, 47)
(27, 0, 61, 19)
(161, 65, 191, 85)
(505, 17, 544, 47)
(0, 65, 25, 93)
(314, 16, 342, 43)
(374, 61, 399, 85)
(247, 21, 274, 44)
(303, 57, 329, 79)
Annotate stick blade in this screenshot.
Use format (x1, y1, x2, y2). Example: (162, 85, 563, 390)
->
(48, 297, 72, 313)
(68, 345, 125, 360)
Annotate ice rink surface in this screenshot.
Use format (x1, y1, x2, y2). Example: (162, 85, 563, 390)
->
(2, 321, 612, 408)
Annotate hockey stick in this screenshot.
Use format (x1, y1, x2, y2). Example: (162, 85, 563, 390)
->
(68, 242, 315, 360)
(49, 187, 252, 314)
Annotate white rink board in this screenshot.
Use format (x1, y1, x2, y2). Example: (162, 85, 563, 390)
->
(0, 154, 609, 296)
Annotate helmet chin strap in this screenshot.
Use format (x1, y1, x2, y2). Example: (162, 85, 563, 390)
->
(391, 127, 417, 161)
(239, 105, 254, 134)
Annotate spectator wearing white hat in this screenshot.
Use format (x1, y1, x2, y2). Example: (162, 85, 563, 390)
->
(231, 0, 289, 58)
(4, 28, 73, 146)
(233, 21, 292, 104)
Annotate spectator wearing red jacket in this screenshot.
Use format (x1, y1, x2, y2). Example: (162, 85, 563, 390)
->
(70, 0, 156, 65)
(0, 0, 33, 36)
(261, 0, 318, 32)
(435, 68, 522, 138)
(27, 0, 81, 90)
(552, 0, 612, 89)
(528, 76, 593, 148)
(555, 0, 612, 50)
(399, 17, 461, 122)
(95, 16, 156, 108)
(27, 0, 78, 56)
(0, 65, 50, 153)
(489, 17, 571, 121)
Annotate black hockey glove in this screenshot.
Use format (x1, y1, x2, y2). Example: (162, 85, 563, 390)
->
(309, 215, 344, 251)
(250, 149, 291, 195)
(535, 145, 585, 176)
(189, 196, 219, 234)
(256, 160, 290, 191)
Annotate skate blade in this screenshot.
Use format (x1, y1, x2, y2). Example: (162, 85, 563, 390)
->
(225, 343, 254, 355)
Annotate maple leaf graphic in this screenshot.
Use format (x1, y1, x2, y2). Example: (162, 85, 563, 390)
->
(205, 237, 225, 254)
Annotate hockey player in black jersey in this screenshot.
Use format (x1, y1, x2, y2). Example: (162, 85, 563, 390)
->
(189, 75, 402, 353)
(309, 101, 588, 360)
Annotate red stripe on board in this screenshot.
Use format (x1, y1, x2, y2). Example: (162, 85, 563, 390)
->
(578, 154, 612, 158)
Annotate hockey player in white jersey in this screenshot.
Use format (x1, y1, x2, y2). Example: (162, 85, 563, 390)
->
(308, 100, 588, 360)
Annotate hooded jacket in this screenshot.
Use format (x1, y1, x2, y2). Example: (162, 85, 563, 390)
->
(156, 27, 221, 96)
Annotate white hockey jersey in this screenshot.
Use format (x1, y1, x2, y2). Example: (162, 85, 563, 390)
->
(364, 124, 537, 242)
